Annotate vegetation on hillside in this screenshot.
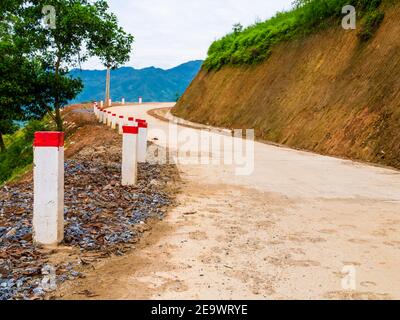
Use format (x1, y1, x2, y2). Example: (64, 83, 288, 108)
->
(0, 119, 52, 185)
(204, 0, 385, 70)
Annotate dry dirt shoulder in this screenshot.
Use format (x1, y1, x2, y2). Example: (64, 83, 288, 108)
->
(0, 105, 180, 300)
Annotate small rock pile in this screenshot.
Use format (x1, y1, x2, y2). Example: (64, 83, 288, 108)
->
(0, 141, 178, 300)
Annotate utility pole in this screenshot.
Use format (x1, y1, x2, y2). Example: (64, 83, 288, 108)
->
(105, 66, 111, 107)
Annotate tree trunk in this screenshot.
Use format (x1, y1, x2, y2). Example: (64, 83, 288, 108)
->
(0, 132, 6, 153)
(54, 54, 63, 132)
(55, 107, 63, 131)
(105, 66, 111, 106)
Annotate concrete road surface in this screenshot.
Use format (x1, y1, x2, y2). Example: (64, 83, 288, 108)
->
(59, 103, 400, 300)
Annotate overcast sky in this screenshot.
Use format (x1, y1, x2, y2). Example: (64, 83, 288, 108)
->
(83, 0, 294, 70)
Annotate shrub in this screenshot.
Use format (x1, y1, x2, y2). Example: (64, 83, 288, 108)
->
(0, 119, 51, 184)
(203, 0, 387, 70)
(358, 10, 385, 41)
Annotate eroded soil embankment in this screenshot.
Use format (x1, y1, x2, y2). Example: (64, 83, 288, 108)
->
(173, 2, 400, 169)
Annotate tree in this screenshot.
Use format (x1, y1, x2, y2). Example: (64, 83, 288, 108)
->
(233, 23, 243, 34)
(0, 48, 33, 152)
(88, 11, 134, 107)
(0, 0, 38, 152)
(18, 0, 133, 130)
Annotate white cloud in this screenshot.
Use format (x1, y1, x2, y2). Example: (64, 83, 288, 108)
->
(83, 0, 294, 70)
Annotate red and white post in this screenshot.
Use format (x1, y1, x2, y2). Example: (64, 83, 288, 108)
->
(118, 116, 125, 134)
(33, 132, 64, 246)
(107, 111, 112, 126)
(102, 110, 107, 124)
(122, 126, 138, 186)
(93, 102, 98, 117)
(136, 120, 148, 163)
(128, 117, 136, 127)
(111, 114, 117, 129)
(98, 109, 102, 123)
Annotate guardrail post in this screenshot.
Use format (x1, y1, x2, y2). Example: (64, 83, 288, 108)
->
(102, 110, 107, 124)
(111, 114, 117, 129)
(107, 111, 112, 126)
(33, 132, 64, 246)
(93, 102, 98, 117)
(136, 120, 148, 163)
(118, 116, 124, 134)
(122, 126, 138, 186)
(128, 117, 136, 127)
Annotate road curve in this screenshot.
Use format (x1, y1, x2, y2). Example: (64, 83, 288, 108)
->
(59, 103, 400, 300)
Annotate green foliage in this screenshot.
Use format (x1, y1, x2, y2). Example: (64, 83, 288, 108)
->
(204, 0, 386, 70)
(11, 0, 134, 131)
(358, 9, 385, 41)
(0, 119, 52, 184)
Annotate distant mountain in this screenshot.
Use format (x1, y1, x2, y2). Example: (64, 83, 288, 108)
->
(69, 60, 203, 103)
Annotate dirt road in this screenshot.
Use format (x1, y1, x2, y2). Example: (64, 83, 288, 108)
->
(57, 103, 400, 300)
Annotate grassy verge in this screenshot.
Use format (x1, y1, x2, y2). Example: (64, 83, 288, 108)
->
(0, 118, 54, 185)
(204, 0, 386, 70)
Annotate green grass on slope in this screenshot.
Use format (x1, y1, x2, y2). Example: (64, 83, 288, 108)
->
(204, 0, 385, 70)
(0, 119, 53, 185)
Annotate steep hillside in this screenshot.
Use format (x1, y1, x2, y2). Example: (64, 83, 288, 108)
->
(173, 1, 400, 169)
(70, 60, 202, 103)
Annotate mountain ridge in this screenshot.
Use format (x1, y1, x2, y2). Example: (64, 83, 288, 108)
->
(70, 60, 203, 103)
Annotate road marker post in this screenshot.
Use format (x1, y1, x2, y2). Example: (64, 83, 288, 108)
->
(102, 110, 107, 124)
(93, 103, 98, 117)
(139, 96, 143, 104)
(108, 98, 112, 107)
(111, 114, 117, 130)
(128, 117, 136, 127)
(33, 132, 65, 246)
(107, 111, 112, 126)
(122, 126, 138, 186)
(118, 116, 124, 134)
(136, 120, 148, 163)
(122, 97, 125, 105)
(100, 100, 104, 108)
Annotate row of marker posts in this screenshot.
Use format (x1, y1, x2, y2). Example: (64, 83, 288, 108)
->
(33, 101, 147, 246)
(94, 101, 149, 184)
